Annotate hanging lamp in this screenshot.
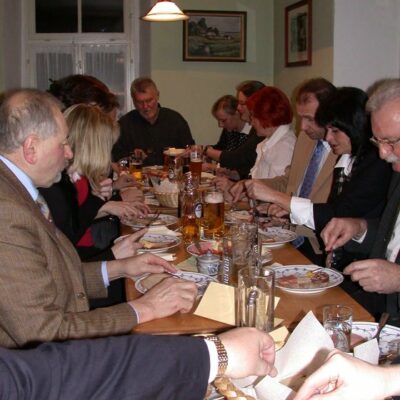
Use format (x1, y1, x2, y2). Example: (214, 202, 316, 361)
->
(141, 1, 189, 22)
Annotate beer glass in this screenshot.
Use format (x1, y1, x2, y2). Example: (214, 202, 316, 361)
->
(202, 189, 224, 239)
(189, 145, 203, 181)
(129, 153, 143, 181)
(237, 267, 275, 332)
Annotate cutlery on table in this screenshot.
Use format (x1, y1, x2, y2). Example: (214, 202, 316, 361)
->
(373, 312, 389, 343)
(143, 209, 160, 227)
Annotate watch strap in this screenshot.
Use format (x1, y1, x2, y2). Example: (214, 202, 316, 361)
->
(205, 335, 228, 377)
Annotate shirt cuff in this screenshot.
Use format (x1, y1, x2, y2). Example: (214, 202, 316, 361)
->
(128, 303, 140, 324)
(101, 261, 110, 287)
(290, 196, 316, 230)
(204, 339, 219, 383)
(352, 229, 367, 243)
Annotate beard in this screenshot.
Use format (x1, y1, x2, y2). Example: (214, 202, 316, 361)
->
(383, 153, 400, 164)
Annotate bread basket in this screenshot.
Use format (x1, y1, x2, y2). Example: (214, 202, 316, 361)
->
(154, 191, 179, 208)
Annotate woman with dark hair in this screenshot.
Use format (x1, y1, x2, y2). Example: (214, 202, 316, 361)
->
(215, 86, 296, 194)
(245, 87, 392, 255)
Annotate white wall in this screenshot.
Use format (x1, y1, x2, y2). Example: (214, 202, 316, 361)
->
(333, 0, 400, 90)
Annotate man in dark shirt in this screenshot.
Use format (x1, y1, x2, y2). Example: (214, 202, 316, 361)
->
(112, 77, 194, 166)
(216, 80, 265, 179)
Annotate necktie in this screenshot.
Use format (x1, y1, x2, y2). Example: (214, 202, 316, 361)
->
(36, 193, 53, 223)
(298, 140, 325, 198)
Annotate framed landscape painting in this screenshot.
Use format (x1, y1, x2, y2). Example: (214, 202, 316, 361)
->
(285, 0, 312, 67)
(183, 10, 246, 62)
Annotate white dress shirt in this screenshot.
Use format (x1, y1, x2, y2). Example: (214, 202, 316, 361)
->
(250, 124, 296, 179)
(290, 154, 355, 230)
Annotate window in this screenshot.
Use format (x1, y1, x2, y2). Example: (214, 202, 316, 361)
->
(24, 0, 137, 114)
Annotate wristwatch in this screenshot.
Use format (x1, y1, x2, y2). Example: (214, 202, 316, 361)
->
(204, 335, 228, 377)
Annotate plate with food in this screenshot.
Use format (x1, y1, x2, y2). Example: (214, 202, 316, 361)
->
(139, 233, 181, 252)
(258, 227, 298, 247)
(186, 241, 222, 257)
(135, 271, 217, 296)
(273, 265, 343, 293)
(127, 214, 178, 228)
(351, 322, 400, 356)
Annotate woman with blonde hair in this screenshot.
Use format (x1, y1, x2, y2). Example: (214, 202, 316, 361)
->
(42, 103, 147, 259)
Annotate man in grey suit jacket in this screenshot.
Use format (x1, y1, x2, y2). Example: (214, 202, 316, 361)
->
(321, 79, 400, 322)
(0, 89, 197, 348)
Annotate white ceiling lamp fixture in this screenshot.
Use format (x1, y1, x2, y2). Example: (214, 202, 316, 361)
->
(141, 1, 189, 22)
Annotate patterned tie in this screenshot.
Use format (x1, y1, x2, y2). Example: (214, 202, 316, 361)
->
(36, 193, 53, 223)
(298, 140, 326, 198)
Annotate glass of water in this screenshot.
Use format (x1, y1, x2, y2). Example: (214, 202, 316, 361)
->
(323, 305, 352, 352)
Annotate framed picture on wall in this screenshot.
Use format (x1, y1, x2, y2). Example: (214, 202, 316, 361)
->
(182, 10, 246, 62)
(285, 0, 312, 67)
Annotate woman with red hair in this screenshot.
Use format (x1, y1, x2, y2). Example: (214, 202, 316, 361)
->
(247, 86, 296, 179)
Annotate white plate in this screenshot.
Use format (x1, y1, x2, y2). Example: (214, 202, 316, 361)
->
(139, 233, 181, 252)
(352, 322, 400, 355)
(258, 227, 298, 247)
(273, 265, 343, 293)
(126, 214, 178, 228)
(186, 241, 222, 257)
(135, 271, 217, 296)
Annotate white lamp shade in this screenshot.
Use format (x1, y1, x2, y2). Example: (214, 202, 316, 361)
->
(142, 1, 189, 22)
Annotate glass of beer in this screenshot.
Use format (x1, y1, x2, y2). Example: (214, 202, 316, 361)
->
(129, 153, 143, 182)
(202, 189, 224, 240)
(189, 144, 203, 182)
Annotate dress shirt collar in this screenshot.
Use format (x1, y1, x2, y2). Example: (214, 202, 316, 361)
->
(259, 124, 292, 151)
(240, 123, 252, 135)
(0, 154, 38, 201)
(334, 153, 355, 176)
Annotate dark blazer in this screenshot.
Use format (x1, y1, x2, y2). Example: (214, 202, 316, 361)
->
(0, 334, 209, 400)
(313, 147, 392, 234)
(39, 173, 116, 262)
(219, 128, 263, 179)
(345, 172, 400, 319)
(0, 160, 136, 348)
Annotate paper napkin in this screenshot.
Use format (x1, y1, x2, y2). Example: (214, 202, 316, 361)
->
(230, 311, 380, 400)
(193, 281, 281, 327)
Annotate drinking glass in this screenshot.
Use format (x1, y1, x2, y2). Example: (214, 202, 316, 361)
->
(201, 189, 224, 240)
(237, 266, 275, 332)
(323, 305, 352, 352)
(129, 153, 143, 181)
(189, 144, 203, 181)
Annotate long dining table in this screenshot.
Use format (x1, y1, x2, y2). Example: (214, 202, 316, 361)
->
(124, 214, 374, 336)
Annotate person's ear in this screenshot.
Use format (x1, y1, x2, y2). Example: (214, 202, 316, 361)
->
(22, 134, 40, 164)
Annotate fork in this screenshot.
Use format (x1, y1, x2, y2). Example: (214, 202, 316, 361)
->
(143, 209, 160, 227)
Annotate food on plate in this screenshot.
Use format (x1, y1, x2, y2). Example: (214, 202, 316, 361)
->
(277, 270, 330, 289)
(140, 238, 175, 249)
(133, 217, 165, 226)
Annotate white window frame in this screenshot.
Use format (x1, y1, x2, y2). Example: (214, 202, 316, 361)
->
(21, 0, 139, 114)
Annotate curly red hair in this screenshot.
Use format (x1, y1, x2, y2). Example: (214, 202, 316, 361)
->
(247, 86, 293, 128)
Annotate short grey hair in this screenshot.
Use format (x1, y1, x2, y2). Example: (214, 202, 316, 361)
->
(211, 95, 238, 116)
(130, 77, 158, 97)
(0, 89, 63, 153)
(366, 78, 400, 113)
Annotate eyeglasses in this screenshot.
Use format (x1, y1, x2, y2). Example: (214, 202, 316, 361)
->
(370, 136, 400, 151)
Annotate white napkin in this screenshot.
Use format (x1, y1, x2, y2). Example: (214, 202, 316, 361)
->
(230, 311, 380, 400)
